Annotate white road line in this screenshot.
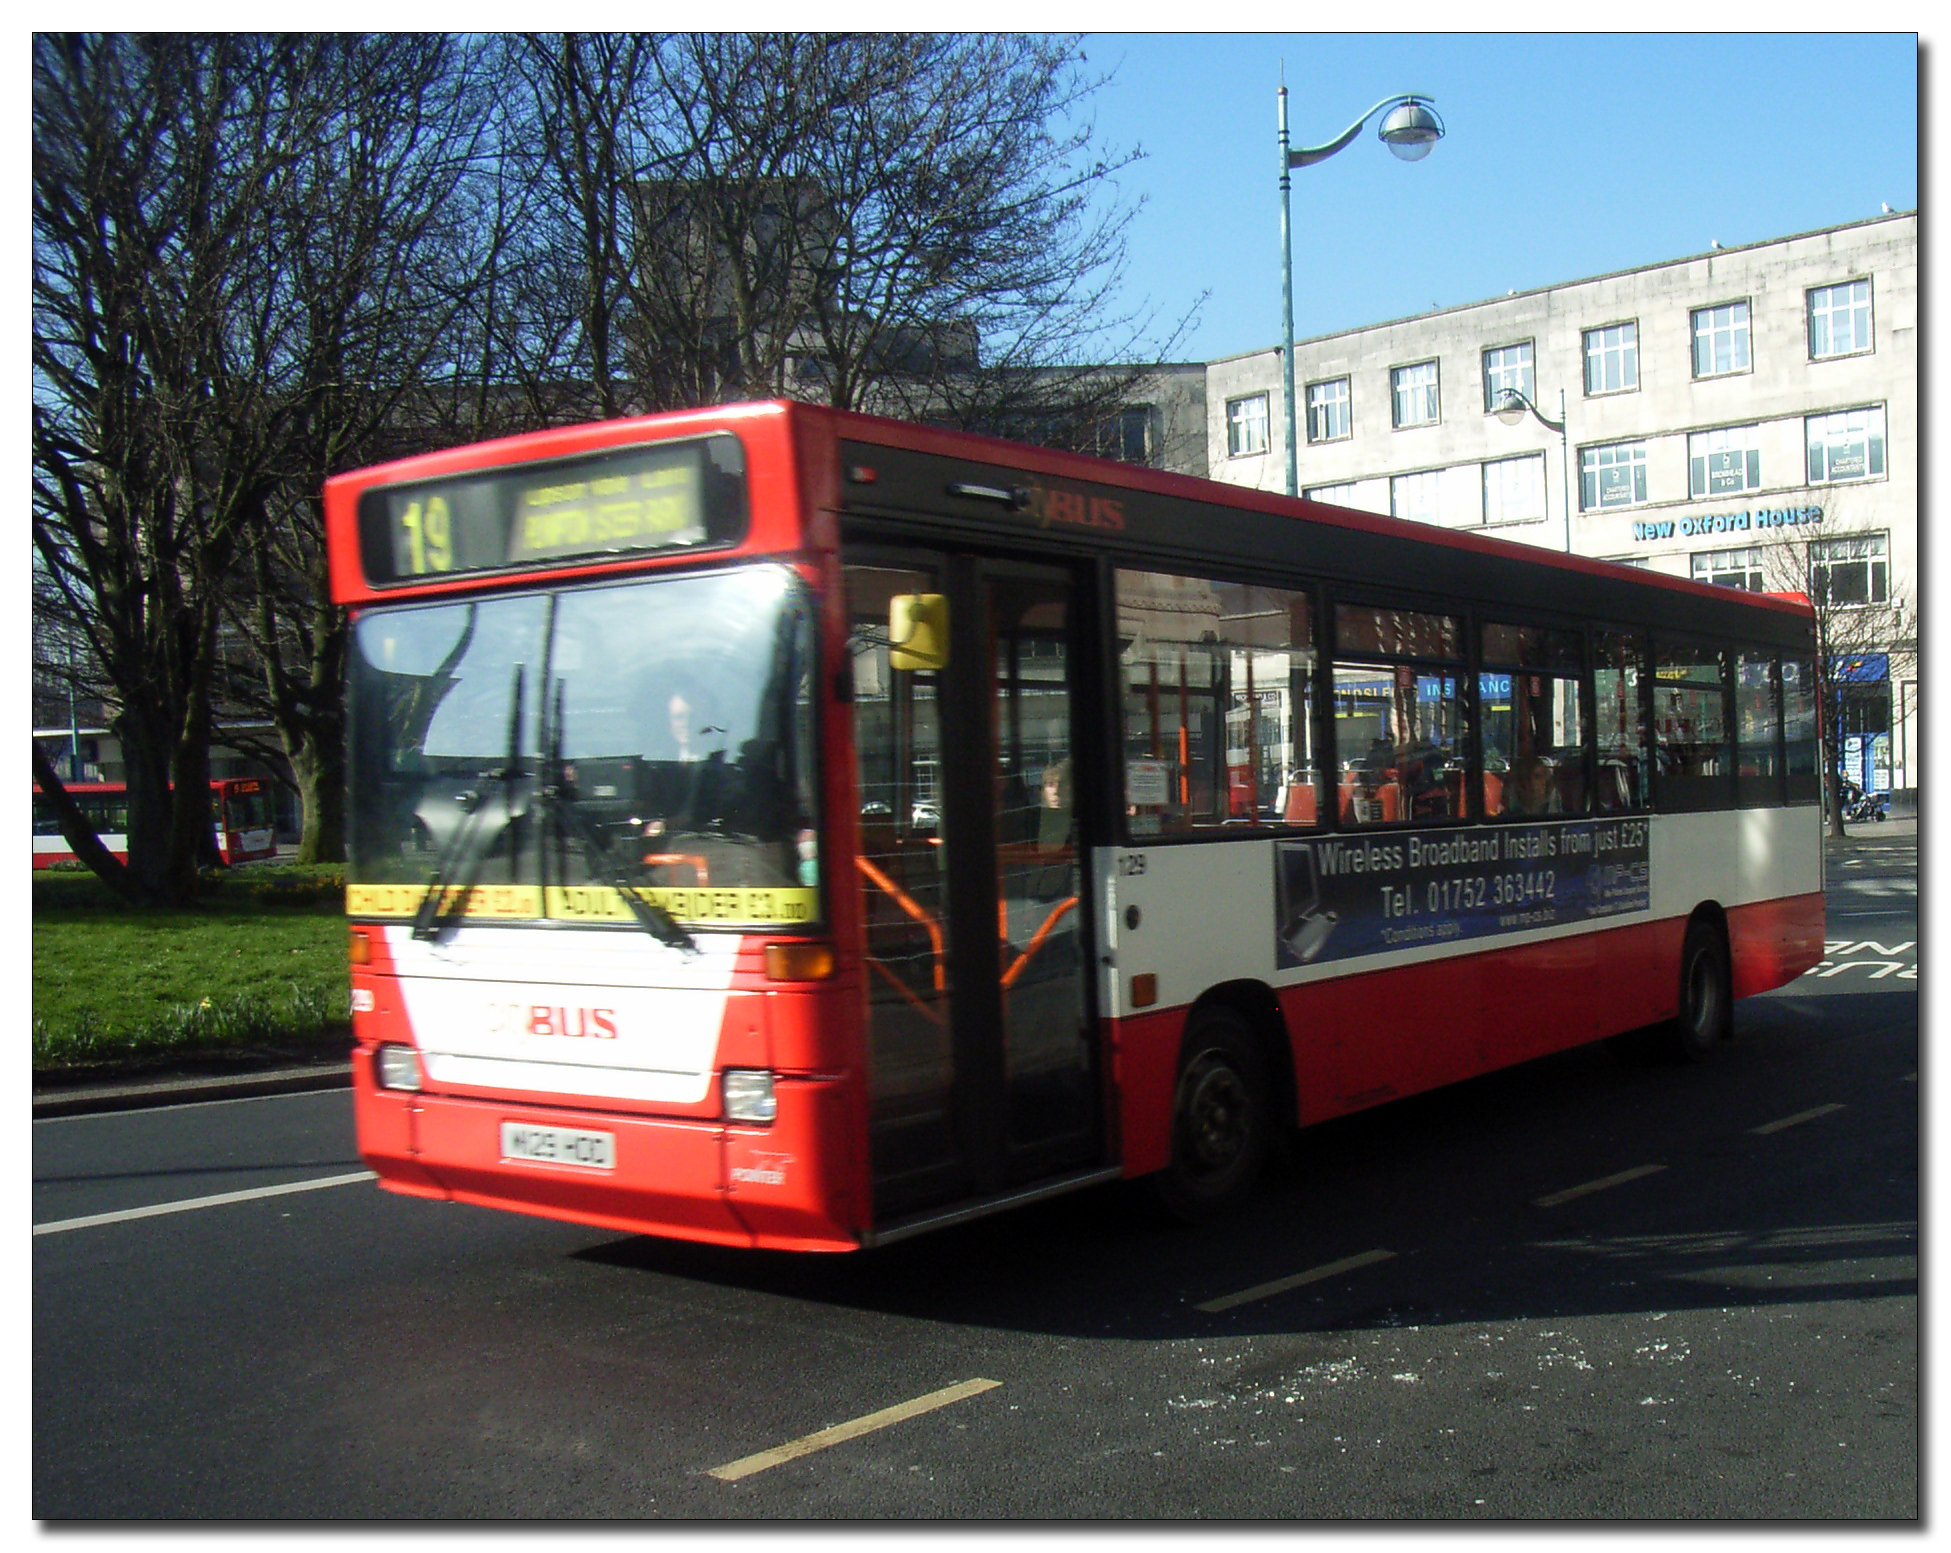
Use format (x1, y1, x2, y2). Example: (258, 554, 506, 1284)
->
(1195, 1248, 1397, 1315)
(708, 1378, 1002, 1483)
(1750, 1103, 1847, 1135)
(33, 1170, 376, 1236)
(1532, 1164, 1666, 1208)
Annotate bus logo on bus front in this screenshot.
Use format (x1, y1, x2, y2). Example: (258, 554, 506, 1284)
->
(483, 1002, 619, 1039)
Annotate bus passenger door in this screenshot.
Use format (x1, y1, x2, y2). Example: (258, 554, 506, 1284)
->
(844, 554, 1100, 1220)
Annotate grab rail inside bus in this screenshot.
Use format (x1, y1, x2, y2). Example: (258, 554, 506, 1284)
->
(857, 852, 1080, 1000)
(641, 852, 710, 886)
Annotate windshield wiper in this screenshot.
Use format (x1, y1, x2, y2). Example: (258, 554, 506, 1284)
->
(541, 677, 698, 958)
(412, 664, 529, 942)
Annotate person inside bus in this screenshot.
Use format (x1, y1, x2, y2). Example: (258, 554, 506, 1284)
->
(1502, 754, 1563, 816)
(640, 687, 727, 839)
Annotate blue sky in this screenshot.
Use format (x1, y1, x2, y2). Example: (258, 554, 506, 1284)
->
(1074, 33, 1920, 364)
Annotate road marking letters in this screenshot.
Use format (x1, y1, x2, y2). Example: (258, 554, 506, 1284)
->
(707, 1378, 1002, 1482)
(1196, 1248, 1397, 1314)
(33, 1170, 376, 1236)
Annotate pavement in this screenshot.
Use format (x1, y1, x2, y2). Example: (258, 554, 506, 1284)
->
(32, 1048, 353, 1119)
(34, 818, 1915, 1121)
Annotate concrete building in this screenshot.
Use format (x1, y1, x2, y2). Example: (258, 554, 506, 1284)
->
(1201, 211, 1917, 801)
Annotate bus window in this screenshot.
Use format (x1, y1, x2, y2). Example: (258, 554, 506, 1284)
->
(1782, 657, 1821, 804)
(1654, 638, 1733, 812)
(1594, 629, 1650, 811)
(1480, 622, 1585, 817)
(1736, 651, 1783, 806)
(1330, 603, 1466, 826)
(1116, 570, 1320, 834)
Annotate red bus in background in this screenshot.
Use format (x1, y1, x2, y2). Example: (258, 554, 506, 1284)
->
(325, 400, 1823, 1253)
(32, 777, 278, 869)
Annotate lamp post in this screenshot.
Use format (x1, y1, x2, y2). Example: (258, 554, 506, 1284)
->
(1494, 386, 1571, 553)
(1279, 88, 1444, 497)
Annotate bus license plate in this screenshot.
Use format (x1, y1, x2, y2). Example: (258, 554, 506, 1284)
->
(500, 1122, 615, 1170)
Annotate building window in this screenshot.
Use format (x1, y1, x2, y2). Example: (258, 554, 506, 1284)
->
(1691, 301, 1751, 378)
(1691, 546, 1767, 591)
(1806, 406, 1886, 484)
(1390, 469, 1444, 524)
(1305, 377, 1351, 443)
(1688, 424, 1763, 498)
(1305, 482, 1358, 507)
(1580, 441, 1648, 510)
(1602, 555, 1651, 568)
(1809, 279, 1873, 359)
(1810, 533, 1889, 607)
(1482, 454, 1546, 524)
(1583, 321, 1639, 395)
(1391, 361, 1440, 428)
(1482, 342, 1535, 413)
(1225, 393, 1270, 457)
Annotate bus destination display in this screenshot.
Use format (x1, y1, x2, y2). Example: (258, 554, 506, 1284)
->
(357, 436, 744, 585)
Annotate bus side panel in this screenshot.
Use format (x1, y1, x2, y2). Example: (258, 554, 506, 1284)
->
(1106, 1007, 1184, 1177)
(1728, 892, 1826, 998)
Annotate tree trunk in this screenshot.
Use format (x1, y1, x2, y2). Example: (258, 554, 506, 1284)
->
(289, 733, 346, 864)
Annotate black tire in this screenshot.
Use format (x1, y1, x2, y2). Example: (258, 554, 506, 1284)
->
(1667, 917, 1732, 1062)
(1153, 1008, 1272, 1223)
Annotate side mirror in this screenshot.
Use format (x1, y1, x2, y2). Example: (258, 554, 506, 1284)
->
(888, 593, 949, 672)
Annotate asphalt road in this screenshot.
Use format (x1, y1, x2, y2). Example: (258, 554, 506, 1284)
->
(33, 832, 1917, 1520)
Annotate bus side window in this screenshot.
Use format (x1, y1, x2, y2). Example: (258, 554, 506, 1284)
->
(1115, 569, 1322, 834)
(1594, 627, 1649, 811)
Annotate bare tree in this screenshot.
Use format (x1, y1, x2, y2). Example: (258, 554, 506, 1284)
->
(219, 36, 510, 863)
(1760, 514, 1912, 836)
(505, 33, 1197, 449)
(33, 35, 340, 903)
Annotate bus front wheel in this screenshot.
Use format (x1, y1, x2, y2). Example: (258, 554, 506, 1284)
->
(1668, 918, 1732, 1062)
(1154, 1008, 1271, 1223)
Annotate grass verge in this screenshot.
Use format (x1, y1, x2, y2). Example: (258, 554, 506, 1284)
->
(33, 865, 350, 1074)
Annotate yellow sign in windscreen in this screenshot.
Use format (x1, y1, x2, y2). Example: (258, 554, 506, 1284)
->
(347, 882, 818, 928)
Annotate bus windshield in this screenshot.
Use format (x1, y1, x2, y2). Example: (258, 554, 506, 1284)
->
(347, 564, 820, 928)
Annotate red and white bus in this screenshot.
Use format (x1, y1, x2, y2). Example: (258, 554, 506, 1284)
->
(326, 401, 1823, 1251)
(32, 777, 279, 868)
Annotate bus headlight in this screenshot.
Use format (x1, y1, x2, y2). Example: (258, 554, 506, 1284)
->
(722, 1069, 778, 1124)
(375, 1043, 424, 1092)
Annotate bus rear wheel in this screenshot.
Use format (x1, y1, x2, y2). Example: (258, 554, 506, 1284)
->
(1668, 918, 1732, 1062)
(1154, 1008, 1271, 1223)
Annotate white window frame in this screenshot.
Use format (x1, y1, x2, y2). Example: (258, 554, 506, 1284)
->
(1391, 360, 1440, 428)
(1305, 482, 1360, 508)
(1305, 377, 1351, 443)
(1482, 453, 1547, 525)
(1691, 301, 1752, 378)
(1810, 532, 1890, 607)
(1226, 393, 1270, 457)
(1580, 441, 1649, 510)
(1688, 424, 1763, 498)
(1482, 342, 1535, 413)
(1805, 406, 1887, 485)
(1390, 469, 1444, 524)
(1582, 321, 1639, 396)
(1808, 279, 1873, 360)
(1691, 546, 1767, 591)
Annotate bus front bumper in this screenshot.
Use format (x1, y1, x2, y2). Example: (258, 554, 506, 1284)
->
(353, 1059, 865, 1253)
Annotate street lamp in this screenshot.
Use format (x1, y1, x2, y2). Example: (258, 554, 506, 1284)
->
(1279, 88, 1444, 497)
(1494, 387, 1571, 553)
